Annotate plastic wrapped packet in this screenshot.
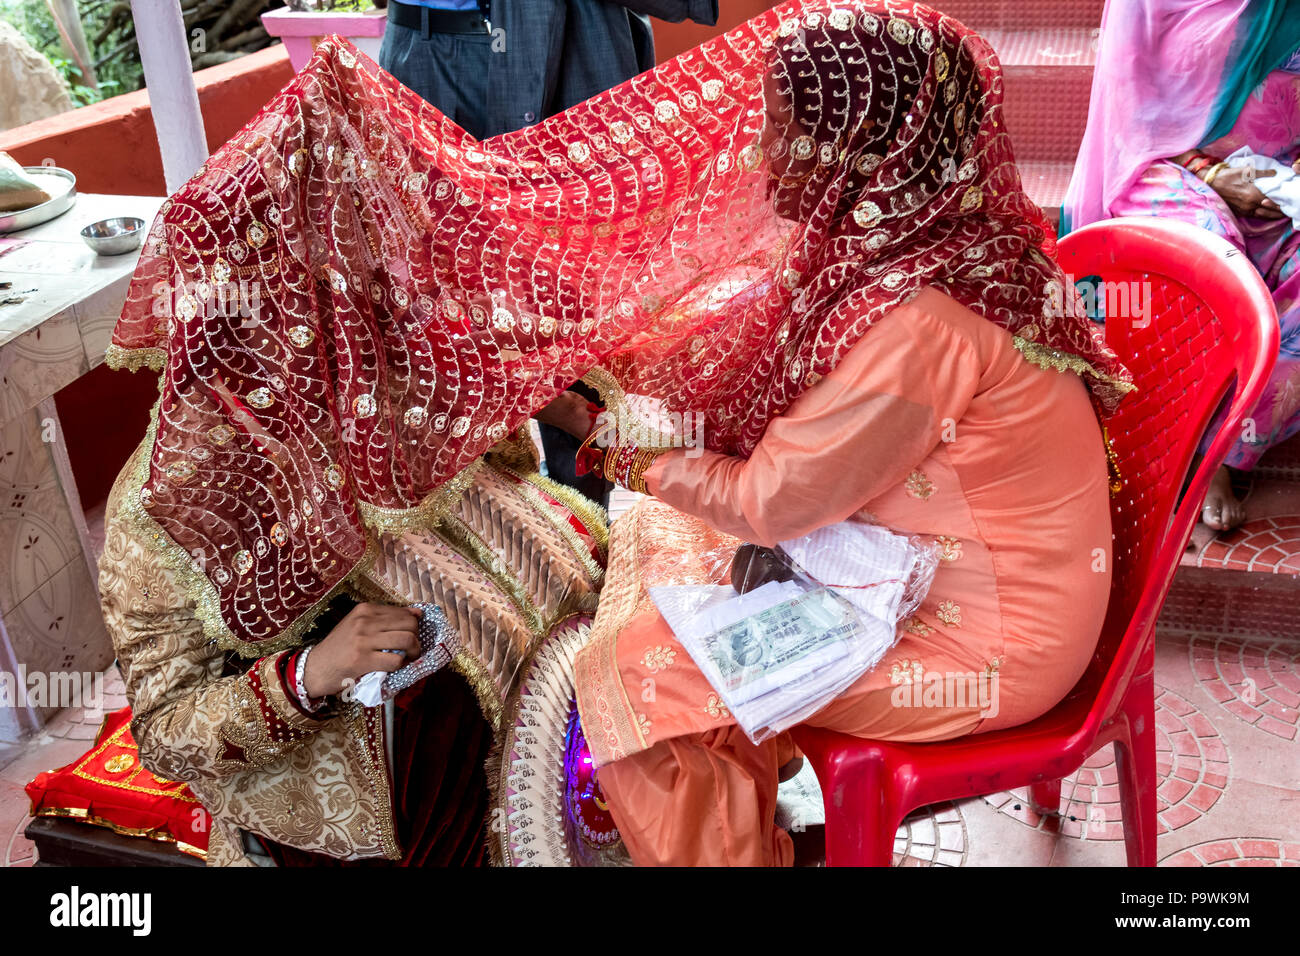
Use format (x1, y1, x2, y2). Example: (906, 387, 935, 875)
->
(649, 520, 940, 744)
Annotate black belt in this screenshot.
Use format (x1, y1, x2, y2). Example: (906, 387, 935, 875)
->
(388, 1, 491, 35)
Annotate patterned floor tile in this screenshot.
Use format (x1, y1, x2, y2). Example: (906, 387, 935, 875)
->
(894, 801, 967, 867)
(957, 795, 1063, 867)
(1161, 838, 1300, 867)
(0, 780, 35, 867)
(1185, 515, 1300, 574)
(1189, 636, 1299, 741)
(983, 686, 1228, 840)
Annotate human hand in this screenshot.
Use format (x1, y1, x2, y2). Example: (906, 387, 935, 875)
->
(574, 412, 617, 478)
(1206, 165, 1284, 220)
(575, 438, 605, 478)
(302, 603, 422, 698)
(534, 391, 598, 440)
(730, 544, 796, 593)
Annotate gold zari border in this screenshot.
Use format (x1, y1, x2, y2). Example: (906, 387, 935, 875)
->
(1011, 337, 1138, 396)
(105, 343, 166, 373)
(499, 466, 608, 587)
(27, 807, 208, 861)
(581, 367, 689, 452)
(574, 499, 651, 766)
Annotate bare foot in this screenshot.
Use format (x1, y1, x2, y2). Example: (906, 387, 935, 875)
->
(1201, 466, 1246, 532)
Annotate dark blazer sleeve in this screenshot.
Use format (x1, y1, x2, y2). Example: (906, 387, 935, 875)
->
(604, 0, 718, 25)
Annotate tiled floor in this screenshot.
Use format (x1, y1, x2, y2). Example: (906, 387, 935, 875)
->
(1181, 478, 1300, 572)
(2, 489, 1294, 867)
(4, 611, 1293, 868)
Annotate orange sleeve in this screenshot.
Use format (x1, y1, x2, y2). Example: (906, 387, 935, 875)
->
(644, 294, 984, 546)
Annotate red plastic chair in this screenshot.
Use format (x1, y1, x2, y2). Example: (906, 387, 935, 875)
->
(791, 218, 1279, 867)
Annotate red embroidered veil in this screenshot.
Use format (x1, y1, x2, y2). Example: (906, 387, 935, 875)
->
(107, 0, 1131, 654)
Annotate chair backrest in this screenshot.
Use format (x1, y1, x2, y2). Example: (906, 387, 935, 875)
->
(1053, 218, 1278, 728)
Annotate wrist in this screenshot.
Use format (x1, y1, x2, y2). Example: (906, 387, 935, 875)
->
(299, 645, 331, 701)
(604, 444, 661, 494)
(1200, 161, 1228, 187)
(1177, 151, 1219, 178)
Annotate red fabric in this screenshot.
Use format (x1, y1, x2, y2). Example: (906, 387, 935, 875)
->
(107, 0, 1130, 650)
(263, 667, 491, 867)
(25, 707, 211, 857)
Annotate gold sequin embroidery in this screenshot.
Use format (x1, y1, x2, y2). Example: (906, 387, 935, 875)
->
(938, 536, 963, 561)
(905, 469, 934, 499)
(641, 645, 677, 673)
(889, 659, 924, 684)
(936, 600, 962, 627)
(704, 693, 730, 719)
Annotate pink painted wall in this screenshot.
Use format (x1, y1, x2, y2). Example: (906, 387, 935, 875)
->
(0, 45, 296, 196)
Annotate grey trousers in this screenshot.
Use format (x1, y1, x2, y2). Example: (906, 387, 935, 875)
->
(378, 20, 496, 140)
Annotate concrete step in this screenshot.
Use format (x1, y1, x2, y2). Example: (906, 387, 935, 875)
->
(925, 0, 1105, 30)
(1158, 477, 1300, 643)
(980, 26, 1099, 68)
(1016, 158, 1074, 230)
(1253, 435, 1300, 483)
(996, 29, 1096, 163)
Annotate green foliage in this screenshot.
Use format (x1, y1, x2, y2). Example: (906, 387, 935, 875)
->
(1, 0, 144, 106)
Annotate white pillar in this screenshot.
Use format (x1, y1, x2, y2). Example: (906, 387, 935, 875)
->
(130, 0, 209, 194)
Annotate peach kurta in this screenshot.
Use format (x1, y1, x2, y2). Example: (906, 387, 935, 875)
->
(575, 287, 1114, 866)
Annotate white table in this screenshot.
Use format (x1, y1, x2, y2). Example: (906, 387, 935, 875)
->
(0, 193, 162, 741)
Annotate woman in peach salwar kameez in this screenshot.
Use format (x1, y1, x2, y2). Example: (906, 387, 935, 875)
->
(580, 286, 1114, 866)
(569, 4, 1133, 866)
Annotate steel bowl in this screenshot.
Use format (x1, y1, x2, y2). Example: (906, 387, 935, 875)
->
(80, 216, 146, 256)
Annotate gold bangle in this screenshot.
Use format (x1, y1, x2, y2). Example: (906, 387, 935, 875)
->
(626, 448, 658, 495)
(1201, 162, 1228, 186)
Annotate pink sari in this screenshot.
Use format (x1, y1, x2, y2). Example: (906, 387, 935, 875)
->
(1064, 0, 1300, 232)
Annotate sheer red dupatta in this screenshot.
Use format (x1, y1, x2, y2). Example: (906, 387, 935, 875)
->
(107, 0, 1130, 653)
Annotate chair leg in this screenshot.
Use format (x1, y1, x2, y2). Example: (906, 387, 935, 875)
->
(1114, 646, 1158, 867)
(1029, 779, 1062, 816)
(817, 756, 903, 867)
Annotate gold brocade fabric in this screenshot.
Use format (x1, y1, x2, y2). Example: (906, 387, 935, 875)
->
(576, 498, 741, 766)
(106, 0, 1131, 651)
(101, 437, 606, 862)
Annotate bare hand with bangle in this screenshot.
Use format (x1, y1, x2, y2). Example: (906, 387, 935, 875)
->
(1207, 165, 1285, 219)
(1175, 150, 1285, 220)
